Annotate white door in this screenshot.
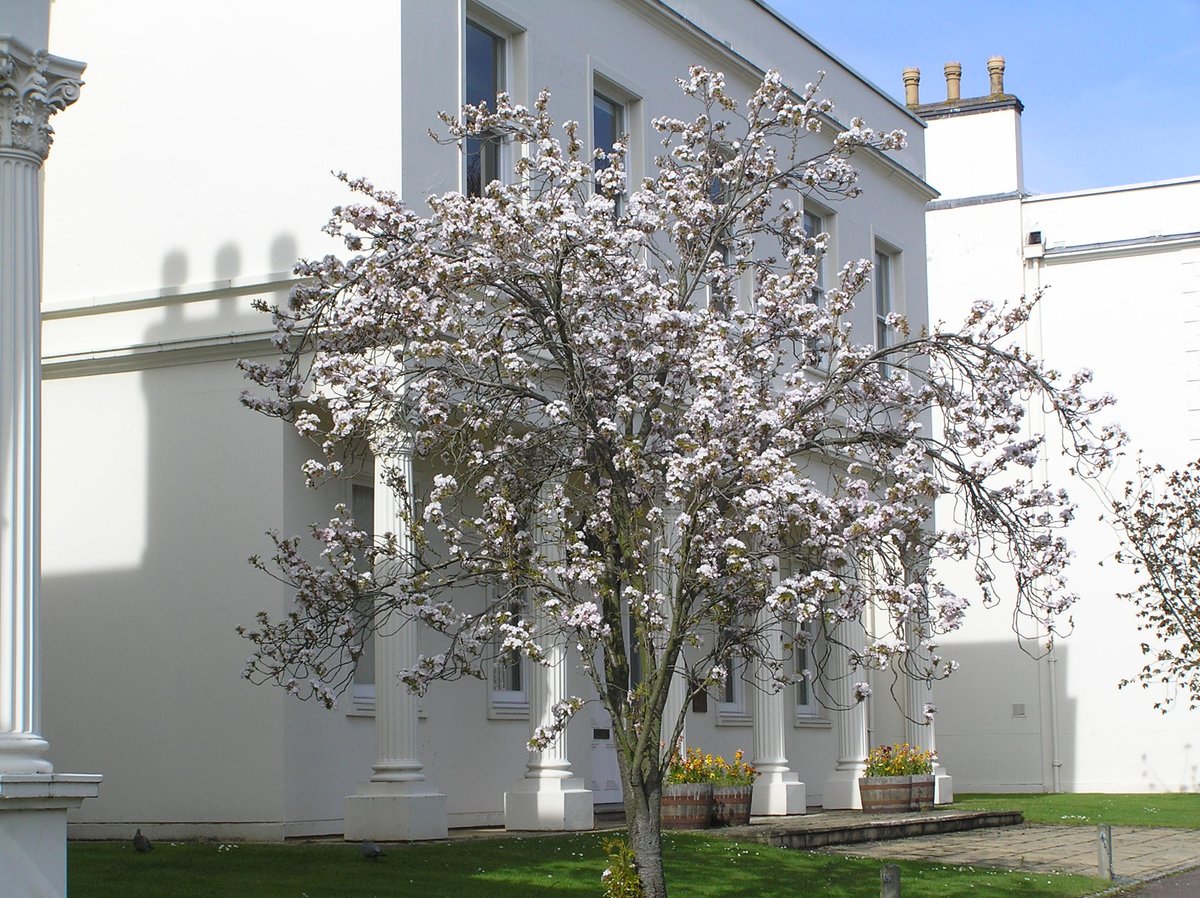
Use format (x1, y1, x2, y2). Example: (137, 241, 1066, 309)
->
(589, 704, 622, 803)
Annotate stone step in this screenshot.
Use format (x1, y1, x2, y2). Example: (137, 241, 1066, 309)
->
(723, 808, 1025, 849)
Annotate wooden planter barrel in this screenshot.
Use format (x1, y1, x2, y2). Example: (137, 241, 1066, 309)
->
(661, 783, 714, 829)
(910, 775, 934, 810)
(711, 785, 753, 826)
(858, 776, 911, 813)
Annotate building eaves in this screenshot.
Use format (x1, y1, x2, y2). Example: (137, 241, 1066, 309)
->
(1043, 229, 1200, 262)
(625, 0, 936, 200)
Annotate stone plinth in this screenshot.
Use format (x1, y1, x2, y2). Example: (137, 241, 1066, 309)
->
(343, 783, 447, 842)
(504, 776, 593, 831)
(751, 773, 806, 816)
(0, 774, 102, 898)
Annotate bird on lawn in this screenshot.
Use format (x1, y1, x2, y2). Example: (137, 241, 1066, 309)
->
(361, 840, 384, 860)
(132, 829, 154, 853)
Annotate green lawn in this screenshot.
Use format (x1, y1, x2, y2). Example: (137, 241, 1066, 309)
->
(70, 832, 1107, 898)
(953, 792, 1200, 829)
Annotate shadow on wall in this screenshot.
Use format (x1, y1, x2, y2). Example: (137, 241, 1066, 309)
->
(934, 640, 1077, 793)
(38, 236, 373, 833)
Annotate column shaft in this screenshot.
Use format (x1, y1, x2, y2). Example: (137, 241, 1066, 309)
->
(343, 447, 446, 839)
(0, 151, 49, 773)
(503, 490, 591, 830)
(823, 619, 868, 809)
(904, 622, 952, 802)
(369, 452, 423, 783)
(749, 580, 805, 815)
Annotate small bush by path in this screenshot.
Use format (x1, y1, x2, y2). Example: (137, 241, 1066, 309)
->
(69, 831, 1108, 898)
(953, 792, 1200, 829)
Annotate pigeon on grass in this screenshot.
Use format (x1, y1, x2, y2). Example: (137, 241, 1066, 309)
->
(133, 829, 154, 853)
(361, 840, 384, 860)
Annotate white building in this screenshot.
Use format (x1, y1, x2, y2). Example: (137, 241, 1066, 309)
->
(911, 59, 1199, 793)
(36, 0, 936, 839)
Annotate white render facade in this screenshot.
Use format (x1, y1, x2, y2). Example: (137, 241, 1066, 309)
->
(913, 61, 1199, 793)
(37, 0, 937, 839)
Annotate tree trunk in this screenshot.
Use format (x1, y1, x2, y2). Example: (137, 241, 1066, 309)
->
(623, 770, 667, 898)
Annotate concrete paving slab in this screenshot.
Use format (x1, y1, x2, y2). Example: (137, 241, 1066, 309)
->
(822, 824, 1200, 883)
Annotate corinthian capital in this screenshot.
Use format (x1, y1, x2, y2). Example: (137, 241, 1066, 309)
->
(0, 35, 85, 161)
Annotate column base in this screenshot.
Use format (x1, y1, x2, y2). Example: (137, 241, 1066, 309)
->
(934, 772, 953, 804)
(344, 783, 447, 841)
(504, 777, 593, 831)
(822, 767, 865, 810)
(750, 773, 806, 816)
(0, 773, 102, 898)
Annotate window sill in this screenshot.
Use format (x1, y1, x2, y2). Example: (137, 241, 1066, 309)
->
(488, 702, 530, 721)
(716, 707, 752, 727)
(793, 715, 831, 729)
(345, 686, 427, 719)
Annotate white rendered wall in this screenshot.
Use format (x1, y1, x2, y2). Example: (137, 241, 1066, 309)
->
(927, 154, 1200, 790)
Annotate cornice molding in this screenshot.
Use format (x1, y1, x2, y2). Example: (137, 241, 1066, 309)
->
(0, 35, 85, 162)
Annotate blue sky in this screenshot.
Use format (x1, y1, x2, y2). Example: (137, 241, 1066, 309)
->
(768, 0, 1200, 195)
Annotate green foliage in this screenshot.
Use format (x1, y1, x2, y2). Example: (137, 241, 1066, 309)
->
(953, 792, 1200, 829)
(68, 832, 1107, 898)
(864, 743, 934, 777)
(601, 836, 644, 898)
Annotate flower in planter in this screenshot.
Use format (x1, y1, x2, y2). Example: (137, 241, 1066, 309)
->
(710, 749, 758, 786)
(665, 747, 711, 785)
(864, 743, 934, 777)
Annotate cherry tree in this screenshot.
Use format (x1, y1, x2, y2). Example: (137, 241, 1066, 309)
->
(1112, 458, 1200, 712)
(239, 69, 1119, 897)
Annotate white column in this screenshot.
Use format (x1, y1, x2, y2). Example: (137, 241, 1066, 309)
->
(0, 30, 100, 898)
(904, 626, 952, 803)
(660, 508, 686, 754)
(344, 447, 446, 840)
(822, 619, 868, 809)
(750, 606, 806, 815)
(505, 489, 592, 830)
(504, 616, 593, 830)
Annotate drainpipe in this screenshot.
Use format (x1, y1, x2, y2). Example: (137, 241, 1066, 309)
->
(1047, 646, 1062, 792)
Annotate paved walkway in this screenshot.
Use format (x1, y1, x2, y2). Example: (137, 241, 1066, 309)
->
(820, 822, 1200, 885)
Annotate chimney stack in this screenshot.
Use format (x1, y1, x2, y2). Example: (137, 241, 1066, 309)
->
(987, 55, 1006, 95)
(944, 62, 962, 102)
(902, 67, 920, 107)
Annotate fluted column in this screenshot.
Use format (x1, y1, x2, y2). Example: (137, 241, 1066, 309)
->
(904, 623, 953, 803)
(344, 446, 447, 840)
(822, 618, 868, 809)
(659, 508, 686, 754)
(368, 450, 425, 784)
(0, 35, 82, 778)
(504, 486, 592, 830)
(0, 29, 99, 898)
(750, 584, 805, 815)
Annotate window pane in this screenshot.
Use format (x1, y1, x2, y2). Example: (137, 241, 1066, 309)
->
(874, 250, 890, 322)
(803, 210, 824, 300)
(465, 21, 500, 107)
(593, 92, 619, 173)
(465, 21, 503, 197)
